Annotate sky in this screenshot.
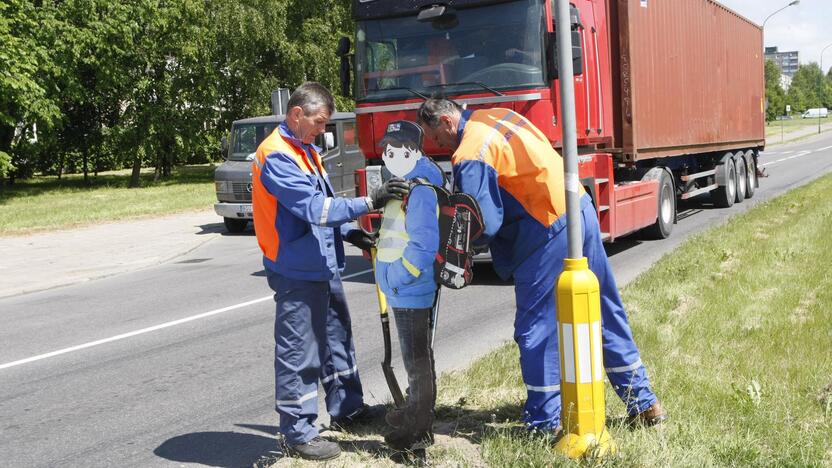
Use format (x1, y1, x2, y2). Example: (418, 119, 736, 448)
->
(718, 0, 832, 71)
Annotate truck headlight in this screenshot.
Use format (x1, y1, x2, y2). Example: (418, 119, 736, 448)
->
(215, 181, 230, 193)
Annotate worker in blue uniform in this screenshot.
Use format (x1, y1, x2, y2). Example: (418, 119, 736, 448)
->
(417, 98, 667, 434)
(252, 82, 409, 461)
(373, 120, 445, 451)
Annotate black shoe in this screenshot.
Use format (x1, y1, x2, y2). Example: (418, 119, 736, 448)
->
(384, 427, 434, 451)
(330, 403, 385, 431)
(285, 436, 341, 461)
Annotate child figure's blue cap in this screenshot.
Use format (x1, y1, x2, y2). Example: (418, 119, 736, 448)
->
(379, 120, 423, 148)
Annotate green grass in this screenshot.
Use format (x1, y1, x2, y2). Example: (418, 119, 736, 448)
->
(272, 174, 832, 467)
(765, 117, 829, 139)
(0, 165, 216, 236)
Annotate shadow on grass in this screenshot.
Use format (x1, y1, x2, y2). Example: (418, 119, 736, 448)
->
(334, 401, 526, 465)
(0, 165, 216, 205)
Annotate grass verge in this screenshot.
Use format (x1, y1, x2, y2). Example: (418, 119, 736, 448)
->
(765, 118, 831, 140)
(0, 165, 216, 236)
(266, 173, 832, 467)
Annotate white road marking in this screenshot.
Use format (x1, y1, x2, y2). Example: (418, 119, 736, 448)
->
(0, 267, 374, 371)
(761, 150, 814, 167)
(816, 145, 832, 152)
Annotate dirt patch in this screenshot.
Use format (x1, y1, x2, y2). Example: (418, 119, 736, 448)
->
(262, 420, 487, 467)
(790, 289, 817, 325)
(817, 381, 832, 416)
(671, 294, 696, 318)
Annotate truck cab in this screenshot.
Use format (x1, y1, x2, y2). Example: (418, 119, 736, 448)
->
(344, 0, 764, 242)
(214, 112, 364, 232)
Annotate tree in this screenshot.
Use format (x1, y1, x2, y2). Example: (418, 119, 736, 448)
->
(787, 63, 826, 112)
(0, 0, 62, 184)
(765, 60, 786, 122)
(1, 0, 357, 187)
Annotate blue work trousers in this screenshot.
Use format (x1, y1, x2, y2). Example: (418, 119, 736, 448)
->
(267, 270, 364, 445)
(513, 195, 657, 430)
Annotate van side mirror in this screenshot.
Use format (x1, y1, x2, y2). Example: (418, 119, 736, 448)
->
(337, 36, 352, 97)
(324, 132, 335, 150)
(220, 136, 228, 159)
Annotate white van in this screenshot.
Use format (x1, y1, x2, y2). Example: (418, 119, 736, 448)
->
(801, 108, 828, 119)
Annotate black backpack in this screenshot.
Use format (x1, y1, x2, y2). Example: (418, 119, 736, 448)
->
(404, 179, 485, 289)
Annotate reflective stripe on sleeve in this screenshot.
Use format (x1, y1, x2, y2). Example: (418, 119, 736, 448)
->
(525, 383, 561, 392)
(276, 389, 317, 406)
(319, 197, 333, 225)
(605, 359, 643, 374)
(402, 257, 421, 278)
(321, 365, 358, 384)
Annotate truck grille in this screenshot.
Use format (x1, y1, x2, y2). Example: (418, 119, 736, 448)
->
(232, 182, 252, 202)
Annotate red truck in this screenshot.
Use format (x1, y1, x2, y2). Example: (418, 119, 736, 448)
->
(339, 0, 764, 240)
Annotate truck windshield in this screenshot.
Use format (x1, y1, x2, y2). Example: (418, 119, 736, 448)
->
(355, 0, 545, 102)
(229, 123, 277, 161)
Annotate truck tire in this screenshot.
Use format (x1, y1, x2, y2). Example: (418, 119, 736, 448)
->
(734, 154, 747, 203)
(713, 158, 736, 208)
(643, 169, 675, 239)
(223, 217, 248, 233)
(744, 151, 756, 199)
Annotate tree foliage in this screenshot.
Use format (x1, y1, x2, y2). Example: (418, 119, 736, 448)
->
(765, 60, 786, 122)
(785, 62, 832, 114)
(1, 0, 354, 185)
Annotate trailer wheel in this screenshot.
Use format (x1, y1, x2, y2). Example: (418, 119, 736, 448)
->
(713, 158, 736, 208)
(744, 151, 756, 199)
(223, 217, 248, 233)
(734, 155, 747, 203)
(644, 169, 675, 239)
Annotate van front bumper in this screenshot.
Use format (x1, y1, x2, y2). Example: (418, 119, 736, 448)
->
(214, 202, 253, 220)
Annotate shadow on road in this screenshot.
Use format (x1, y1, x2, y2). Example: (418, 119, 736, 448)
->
(154, 427, 278, 468)
(196, 222, 230, 235)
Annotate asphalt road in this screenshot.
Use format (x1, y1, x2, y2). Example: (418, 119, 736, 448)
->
(2, 133, 832, 467)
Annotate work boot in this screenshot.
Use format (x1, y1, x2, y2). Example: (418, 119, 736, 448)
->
(628, 401, 668, 427)
(285, 436, 341, 461)
(330, 403, 385, 431)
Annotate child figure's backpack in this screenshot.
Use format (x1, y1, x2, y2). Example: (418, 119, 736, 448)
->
(405, 179, 484, 289)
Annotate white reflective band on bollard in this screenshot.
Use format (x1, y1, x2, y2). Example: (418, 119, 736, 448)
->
(560, 322, 576, 383)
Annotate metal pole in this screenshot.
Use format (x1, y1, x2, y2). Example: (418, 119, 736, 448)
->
(555, 0, 582, 260)
(820, 43, 832, 134)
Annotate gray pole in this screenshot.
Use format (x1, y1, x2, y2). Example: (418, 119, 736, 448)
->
(554, 0, 582, 259)
(820, 43, 832, 134)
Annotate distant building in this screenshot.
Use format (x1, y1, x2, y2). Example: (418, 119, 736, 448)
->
(765, 46, 799, 77)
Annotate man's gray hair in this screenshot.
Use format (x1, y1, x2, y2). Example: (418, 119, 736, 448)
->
(417, 98, 463, 128)
(287, 82, 335, 116)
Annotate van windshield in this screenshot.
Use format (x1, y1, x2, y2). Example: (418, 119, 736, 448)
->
(229, 123, 278, 161)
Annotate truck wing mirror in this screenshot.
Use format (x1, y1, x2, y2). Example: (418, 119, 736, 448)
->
(220, 135, 228, 159)
(547, 4, 584, 80)
(337, 36, 352, 97)
(324, 132, 335, 150)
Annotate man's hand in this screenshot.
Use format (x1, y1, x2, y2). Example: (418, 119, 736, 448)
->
(344, 229, 375, 252)
(371, 177, 410, 209)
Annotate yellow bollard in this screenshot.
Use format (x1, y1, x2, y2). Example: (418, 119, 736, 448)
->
(554, 257, 616, 459)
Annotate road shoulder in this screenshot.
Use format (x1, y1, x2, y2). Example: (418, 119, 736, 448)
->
(0, 210, 222, 298)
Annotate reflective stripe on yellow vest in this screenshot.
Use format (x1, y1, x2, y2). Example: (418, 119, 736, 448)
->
(376, 199, 409, 263)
